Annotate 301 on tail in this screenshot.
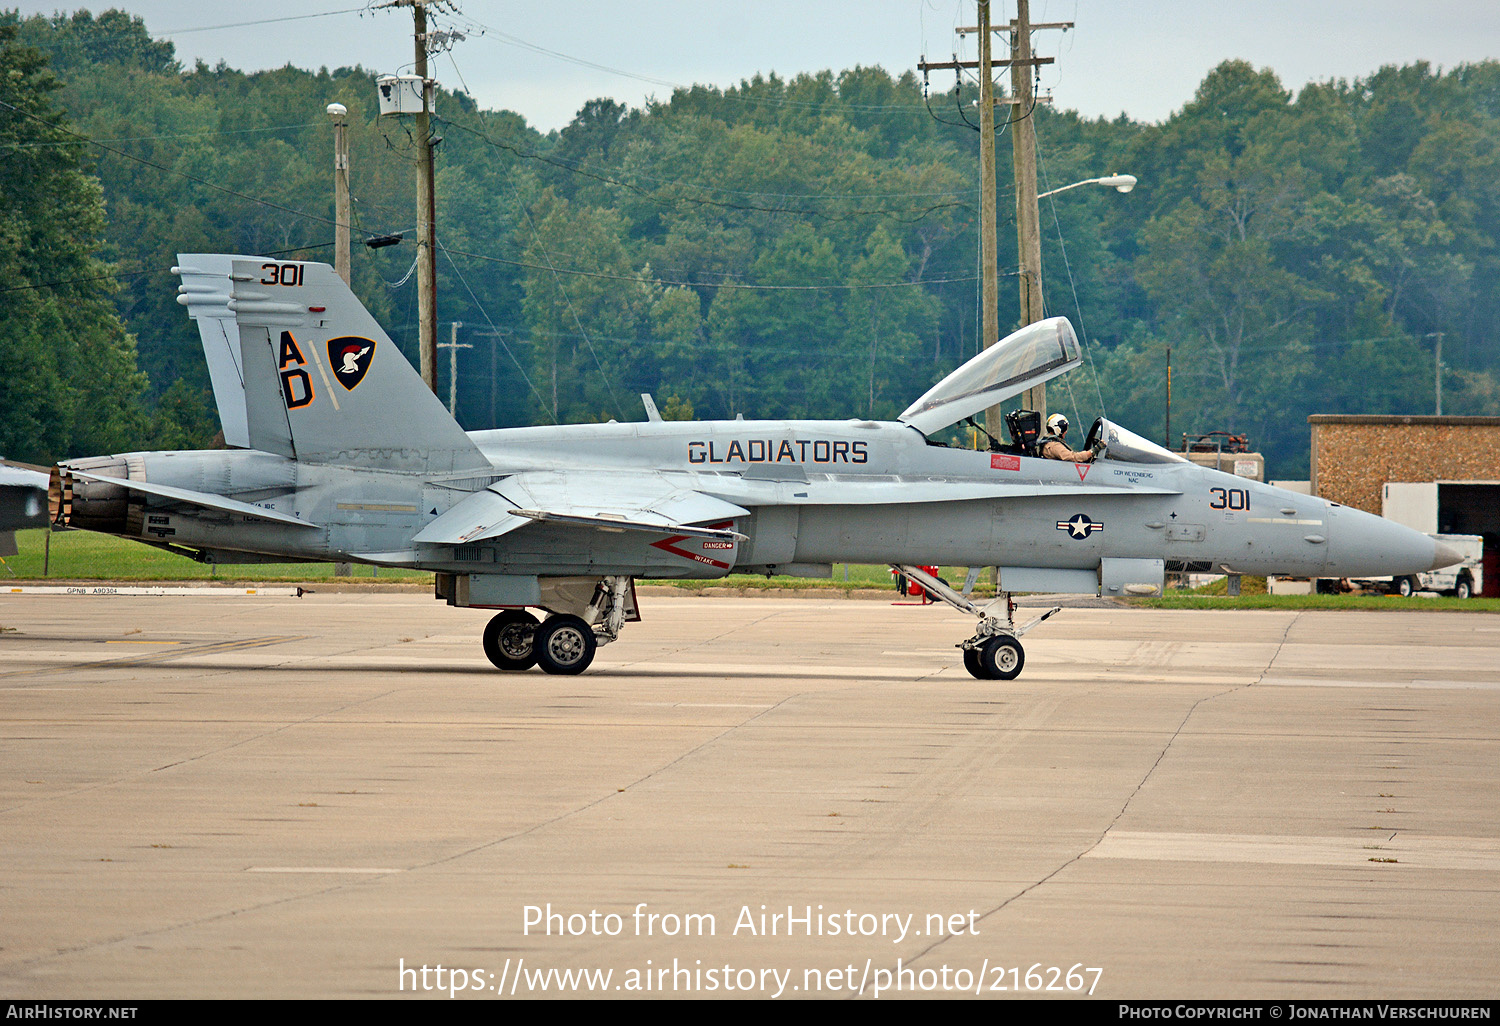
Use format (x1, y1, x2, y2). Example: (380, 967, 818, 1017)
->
(50, 256, 1458, 678)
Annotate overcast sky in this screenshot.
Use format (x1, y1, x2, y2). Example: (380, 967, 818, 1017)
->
(11, 1, 1500, 131)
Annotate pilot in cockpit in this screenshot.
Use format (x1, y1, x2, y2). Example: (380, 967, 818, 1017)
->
(1039, 414, 1100, 463)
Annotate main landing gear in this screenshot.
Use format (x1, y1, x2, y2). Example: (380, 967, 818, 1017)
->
(892, 565, 1061, 681)
(480, 576, 631, 675)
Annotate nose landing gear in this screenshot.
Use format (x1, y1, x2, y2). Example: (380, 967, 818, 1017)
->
(891, 564, 1060, 681)
(972, 634, 1025, 680)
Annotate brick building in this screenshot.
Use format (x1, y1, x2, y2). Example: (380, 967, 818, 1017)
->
(1308, 414, 1500, 596)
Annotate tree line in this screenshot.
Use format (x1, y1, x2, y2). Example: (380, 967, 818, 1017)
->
(3, 8, 1498, 477)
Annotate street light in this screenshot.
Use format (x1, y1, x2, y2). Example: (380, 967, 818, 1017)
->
(1018, 171, 1137, 421)
(1037, 173, 1137, 200)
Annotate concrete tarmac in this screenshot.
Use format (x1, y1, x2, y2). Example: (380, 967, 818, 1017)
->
(1, 591, 1497, 1000)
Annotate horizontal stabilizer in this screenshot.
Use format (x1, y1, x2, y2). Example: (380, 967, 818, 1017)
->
(411, 488, 529, 545)
(66, 470, 318, 528)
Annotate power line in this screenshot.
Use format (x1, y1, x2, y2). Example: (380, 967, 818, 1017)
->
(354, 180, 981, 292)
(520, 206, 627, 421)
(0, 101, 980, 295)
(442, 116, 969, 225)
(0, 243, 332, 296)
(155, 7, 371, 36)
(0, 267, 153, 295)
(439, 10, 930, 117)
(436, 235, 555, 424)
(0, 120, 324, 151)
(439, 238, 985, 291)
(1035, 135, 1106, 420)
(0, 98, 401, 240)
(352, 177, 983, 291)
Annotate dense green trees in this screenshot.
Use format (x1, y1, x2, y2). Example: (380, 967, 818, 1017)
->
(0, 21, 148, 463)
(4, 9, 1499, 478)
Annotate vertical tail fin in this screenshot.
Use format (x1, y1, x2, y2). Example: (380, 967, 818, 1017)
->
(175, 254, 258, 448)
(177, 256, 490, 473)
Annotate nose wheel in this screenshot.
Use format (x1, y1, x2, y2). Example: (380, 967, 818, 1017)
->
(891, 565, 1059, 682)
(961, 635, 1025, 680)
(976, 635, 1024, 680)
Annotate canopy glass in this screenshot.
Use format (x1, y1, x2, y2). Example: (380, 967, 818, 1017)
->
(899, 317, 1081, 435)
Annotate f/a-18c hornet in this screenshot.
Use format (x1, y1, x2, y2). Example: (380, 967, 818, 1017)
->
(48, 255, 1458, 679)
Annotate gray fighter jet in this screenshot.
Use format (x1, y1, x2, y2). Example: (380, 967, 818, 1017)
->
(48, 255, 1456, 678)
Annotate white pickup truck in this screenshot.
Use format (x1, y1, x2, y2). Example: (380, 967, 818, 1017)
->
(1380, 533, 1483, 598)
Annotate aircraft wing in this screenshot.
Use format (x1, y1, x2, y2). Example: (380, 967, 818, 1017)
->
(413, 470, 751, 546)
(411, 468, 1177, 547)
(63, 470, 318, 528)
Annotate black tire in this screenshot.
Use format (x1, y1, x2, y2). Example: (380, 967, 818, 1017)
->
(1456, 576, 1473, 600)
(979, 636, 1025, 681)
(963, 647, 988, 679)
(1397, 575, 1416, 597)
(482, 610, 540, 671)
(534, 614, 597, 675)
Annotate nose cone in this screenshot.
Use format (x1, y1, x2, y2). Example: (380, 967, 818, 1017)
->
(1430, 540, 1463, 571)
(1328, 506, 1452, 578)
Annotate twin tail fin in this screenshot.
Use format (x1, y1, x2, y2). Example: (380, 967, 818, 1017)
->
(175, 255, 489, 473)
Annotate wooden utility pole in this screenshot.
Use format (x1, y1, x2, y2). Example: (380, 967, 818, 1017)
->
(374, 1, 443, 392)
(377, 0, 440, 392)
(1434, 332, 1444, 415)
(1165, 343, 1172, 448)
(976, 1, 1000, 442)
(920, 2, 1063, 440)
(1010, 0, 1045, 417)
(413, 0, 438, 394)
(327, 103, 351, 286)
(328, 101, 353, 577)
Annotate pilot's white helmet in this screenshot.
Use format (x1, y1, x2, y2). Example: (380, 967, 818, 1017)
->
(1046, 413, 1069, 437)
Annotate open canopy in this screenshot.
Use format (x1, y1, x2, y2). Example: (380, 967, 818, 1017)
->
(898, 317, 1081, 435)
